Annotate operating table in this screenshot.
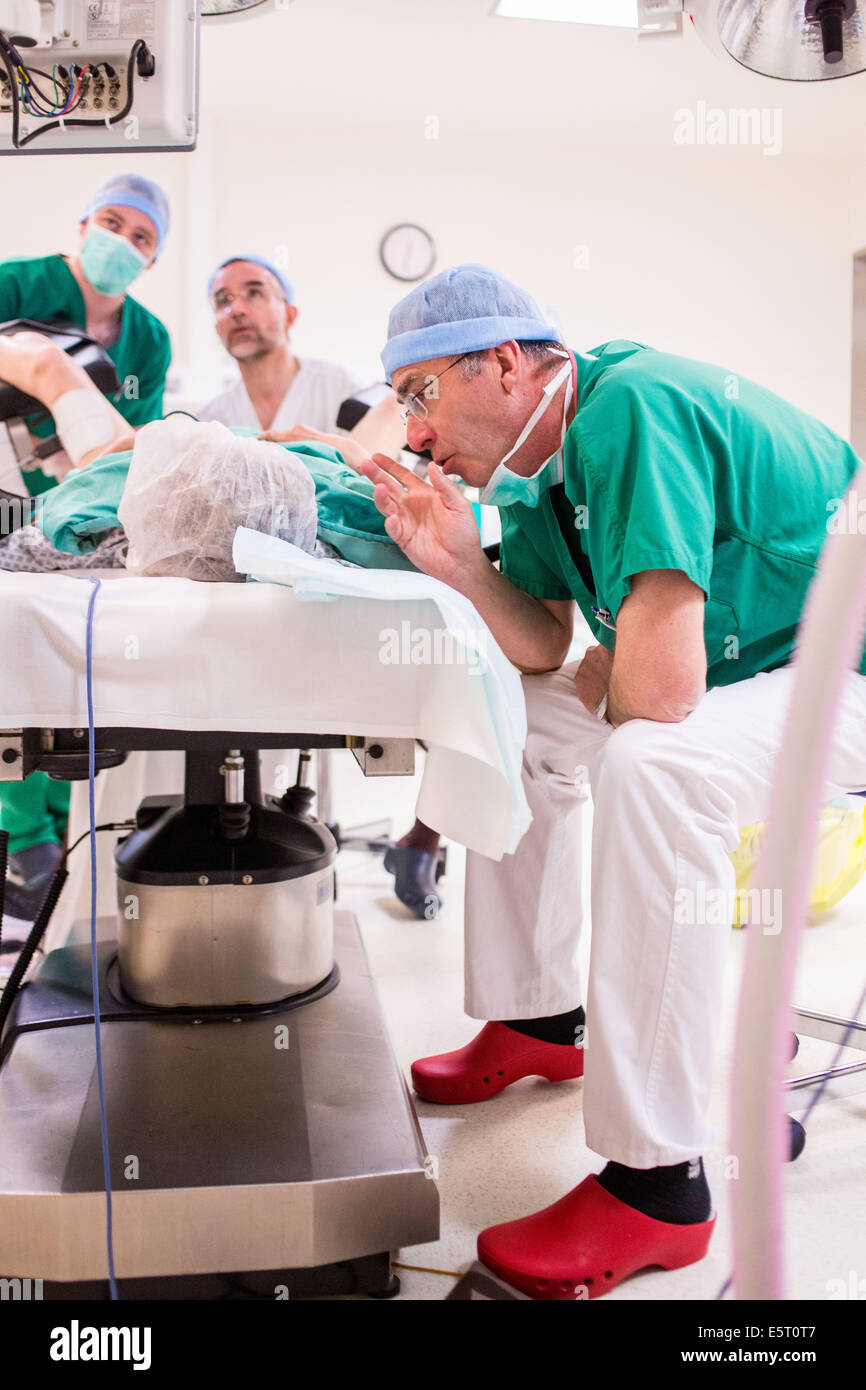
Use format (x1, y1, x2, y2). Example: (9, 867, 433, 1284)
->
(0, 558, 526, 1300)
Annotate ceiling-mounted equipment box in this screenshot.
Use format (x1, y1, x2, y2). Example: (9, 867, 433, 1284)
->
(0, 0, 199, 154)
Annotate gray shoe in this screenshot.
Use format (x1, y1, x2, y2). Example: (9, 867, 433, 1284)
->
(4, 842, 63, 923)
(7, 841, 63, 889)
(384, 847, 445, 920)
(1, 877, 48, 924)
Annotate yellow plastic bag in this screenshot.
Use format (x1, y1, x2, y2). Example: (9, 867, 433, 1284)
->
(730, 794, 866, 926)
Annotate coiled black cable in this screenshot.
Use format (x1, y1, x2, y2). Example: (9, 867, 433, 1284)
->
(0, 862, 68, 1041)
(0, 36, 150, 148)
(0, 827, 7, 959)
(0, 819, 134, 1049)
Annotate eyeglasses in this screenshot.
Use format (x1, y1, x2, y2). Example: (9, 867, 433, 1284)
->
(398, 353, 472, 425)
(213, 284, 286, 313)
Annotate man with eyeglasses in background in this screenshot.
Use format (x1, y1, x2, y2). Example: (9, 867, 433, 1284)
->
(199, 254, 380, 437)
(198, 254, 450, 918)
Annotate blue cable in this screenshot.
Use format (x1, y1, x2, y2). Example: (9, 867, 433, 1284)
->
(86, 577, 118, 1300)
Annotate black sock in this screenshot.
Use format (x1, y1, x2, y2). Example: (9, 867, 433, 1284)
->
(596, 1157, 712, 1225)
(503, 1005, 585, 1047)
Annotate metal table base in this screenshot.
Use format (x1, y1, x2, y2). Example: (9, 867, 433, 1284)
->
(0, 910, 438, 1299)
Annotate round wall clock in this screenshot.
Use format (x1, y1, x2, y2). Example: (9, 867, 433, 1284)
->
(380, 224, 436, 283)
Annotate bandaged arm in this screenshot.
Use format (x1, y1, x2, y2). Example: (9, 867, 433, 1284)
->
(0, 331, 132, 468)
(50, 389, 129, 467)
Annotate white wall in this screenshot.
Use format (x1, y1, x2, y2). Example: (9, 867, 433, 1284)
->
(1, 0, 865, 432)
(201, 118, 863, 430)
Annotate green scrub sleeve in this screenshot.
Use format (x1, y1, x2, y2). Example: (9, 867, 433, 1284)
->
(577, 380, 716, 622)
(498, 503, 574, 601)
(116, 328, 171, 426)
(0, 263, 24, 321)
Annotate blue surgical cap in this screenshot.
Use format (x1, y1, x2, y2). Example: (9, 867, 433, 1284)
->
(81, 174, 170, 256)
(207, 255, 295, 305)
(381, 263, 559, 383)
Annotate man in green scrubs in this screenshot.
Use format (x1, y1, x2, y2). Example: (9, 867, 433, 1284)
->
(0, 173, 172, 915)
(362, 263, 866, 1299)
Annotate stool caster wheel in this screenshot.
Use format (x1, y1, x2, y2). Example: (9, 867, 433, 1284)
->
(788, 1115, 806, 1162)
(368, 1273, 401, 1299)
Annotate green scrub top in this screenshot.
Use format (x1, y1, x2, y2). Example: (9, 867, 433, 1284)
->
(498, 340, 866, 686)
(0, 253, 171, 495)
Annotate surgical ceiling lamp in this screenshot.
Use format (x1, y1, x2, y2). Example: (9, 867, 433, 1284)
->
(201, 0, 271, 16)
(687, 0, 866, 80)
(494, 2, 866, 79)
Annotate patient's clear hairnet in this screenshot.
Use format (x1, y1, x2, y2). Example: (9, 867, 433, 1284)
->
(118, 416, 318, 581)
(381, 263, 559, 382)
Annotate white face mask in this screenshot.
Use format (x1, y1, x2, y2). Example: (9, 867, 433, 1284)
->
(478, 349, 575, 508)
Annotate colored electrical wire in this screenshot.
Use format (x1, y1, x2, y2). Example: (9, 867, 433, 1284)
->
(21, 64, 66, 111)
(25, 64, 90, 118)
(9, 44, 89, 117)
(0, 35, 147, 148)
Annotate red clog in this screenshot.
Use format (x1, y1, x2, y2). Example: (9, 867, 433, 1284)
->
(411, 1021, 584, 1104)
(478, 1175, 715, 1300)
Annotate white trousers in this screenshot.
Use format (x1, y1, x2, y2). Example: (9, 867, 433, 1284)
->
(464, 655, 866, 1166)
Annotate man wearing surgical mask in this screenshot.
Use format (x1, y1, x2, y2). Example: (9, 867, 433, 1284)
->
(0, 172, 172, 920)
(0, 171, 172, 494)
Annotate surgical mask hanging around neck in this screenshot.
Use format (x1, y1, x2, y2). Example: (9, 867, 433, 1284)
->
(478, 349, 575, 508)
(79, 223, 150, 297)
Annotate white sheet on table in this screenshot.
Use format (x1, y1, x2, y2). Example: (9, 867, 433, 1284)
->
(0, 568, 530, 863)
(233, 527, 529, 845)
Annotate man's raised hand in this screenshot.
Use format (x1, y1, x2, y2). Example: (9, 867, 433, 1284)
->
(359, 454, 484, 587)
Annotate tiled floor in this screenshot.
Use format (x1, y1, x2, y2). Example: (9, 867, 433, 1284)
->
(329, 748, 866, 1302)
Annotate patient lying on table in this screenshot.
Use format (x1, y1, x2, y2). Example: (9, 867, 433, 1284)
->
(0, 329, 410, 579)
(0, 331, 448, 920)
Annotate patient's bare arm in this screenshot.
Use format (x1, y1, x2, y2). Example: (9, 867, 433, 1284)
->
(259, 392, 406, 474)
(259, 423, 370, 472)
(345, 391, 406, 459)
(0, 330, 133, 473)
